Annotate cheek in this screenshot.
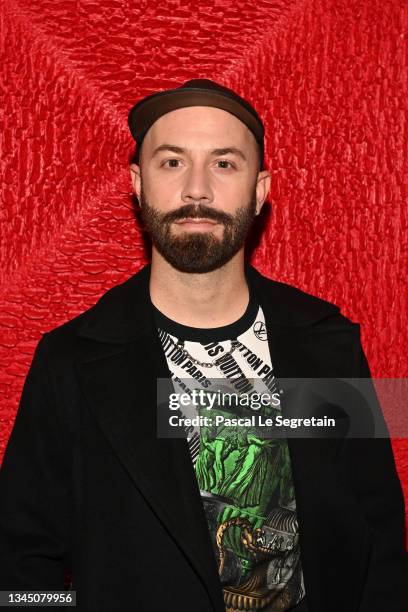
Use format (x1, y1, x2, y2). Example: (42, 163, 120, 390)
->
(215, 181, 252, 207)
(142, 174, 180, 208)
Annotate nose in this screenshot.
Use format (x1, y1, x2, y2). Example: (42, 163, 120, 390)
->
(181, 164, 214, 205)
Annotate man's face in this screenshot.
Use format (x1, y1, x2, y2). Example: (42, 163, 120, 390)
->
(130, 106, 270, 273)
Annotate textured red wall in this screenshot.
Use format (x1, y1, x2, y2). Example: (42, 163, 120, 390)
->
(1, 0, 407, 544)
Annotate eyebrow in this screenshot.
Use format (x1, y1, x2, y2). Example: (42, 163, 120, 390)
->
(151, 144, 247, 161)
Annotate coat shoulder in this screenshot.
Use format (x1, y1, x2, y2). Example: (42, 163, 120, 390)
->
(249, 266, 358, 328)
(35, 279, 129, 361)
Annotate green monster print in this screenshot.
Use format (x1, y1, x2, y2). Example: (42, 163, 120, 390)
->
(193, 390, 301, 610)
(157, 313, 304, 610)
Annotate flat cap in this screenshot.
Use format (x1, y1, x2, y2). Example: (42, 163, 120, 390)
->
(128, 79, 264, 167)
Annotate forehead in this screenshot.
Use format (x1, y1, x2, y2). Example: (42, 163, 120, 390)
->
(143, 105, 257, 152)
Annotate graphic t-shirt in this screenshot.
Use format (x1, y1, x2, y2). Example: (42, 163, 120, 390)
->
(152, 290, 306, 611)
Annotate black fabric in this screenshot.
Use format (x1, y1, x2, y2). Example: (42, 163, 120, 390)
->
(0, 262, 407, 612)
(289, 596, 309, 611)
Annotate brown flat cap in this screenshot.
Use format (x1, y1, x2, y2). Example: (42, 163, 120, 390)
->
(128, 79, 265, 167)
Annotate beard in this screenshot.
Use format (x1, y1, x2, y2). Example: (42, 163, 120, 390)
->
(138, 184, 257, 274)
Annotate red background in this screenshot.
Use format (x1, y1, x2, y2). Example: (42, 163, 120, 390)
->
(1, 0, 407, 545)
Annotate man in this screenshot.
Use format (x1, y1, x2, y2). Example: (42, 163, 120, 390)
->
(0, 79, 406, 612)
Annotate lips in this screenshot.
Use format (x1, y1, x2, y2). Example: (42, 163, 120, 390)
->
(175, 218, 218, 225)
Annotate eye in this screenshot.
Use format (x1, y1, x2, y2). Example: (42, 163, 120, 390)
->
(216, 160, 235, 169)
(162, 158, 182, 168)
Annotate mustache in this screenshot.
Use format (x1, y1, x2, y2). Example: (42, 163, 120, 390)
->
(162, 204, 233, 225)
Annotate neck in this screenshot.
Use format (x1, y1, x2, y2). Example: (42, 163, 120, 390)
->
(149, 249, 250, 328)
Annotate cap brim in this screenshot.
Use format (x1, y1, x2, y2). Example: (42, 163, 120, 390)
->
(128, 87, 264, 146)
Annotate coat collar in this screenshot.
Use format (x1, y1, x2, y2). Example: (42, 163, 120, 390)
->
(77, 261, 340, 343)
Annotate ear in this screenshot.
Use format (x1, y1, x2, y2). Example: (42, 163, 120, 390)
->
(255, 169, 271, 215)
(130, 163, 141, 200)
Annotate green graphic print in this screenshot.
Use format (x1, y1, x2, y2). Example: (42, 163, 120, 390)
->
(156, 304, 305, 611)
(193, 392, 303, 612)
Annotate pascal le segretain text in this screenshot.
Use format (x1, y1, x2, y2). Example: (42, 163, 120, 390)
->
(168, 414, 336, 429)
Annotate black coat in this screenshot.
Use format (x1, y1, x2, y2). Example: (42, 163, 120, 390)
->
(0, 262, 407, 612)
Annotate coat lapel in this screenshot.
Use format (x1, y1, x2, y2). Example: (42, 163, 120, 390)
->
(77, 314, 226, 609)
(252, 285, 367, 612)
(75, 262, 360, 612)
